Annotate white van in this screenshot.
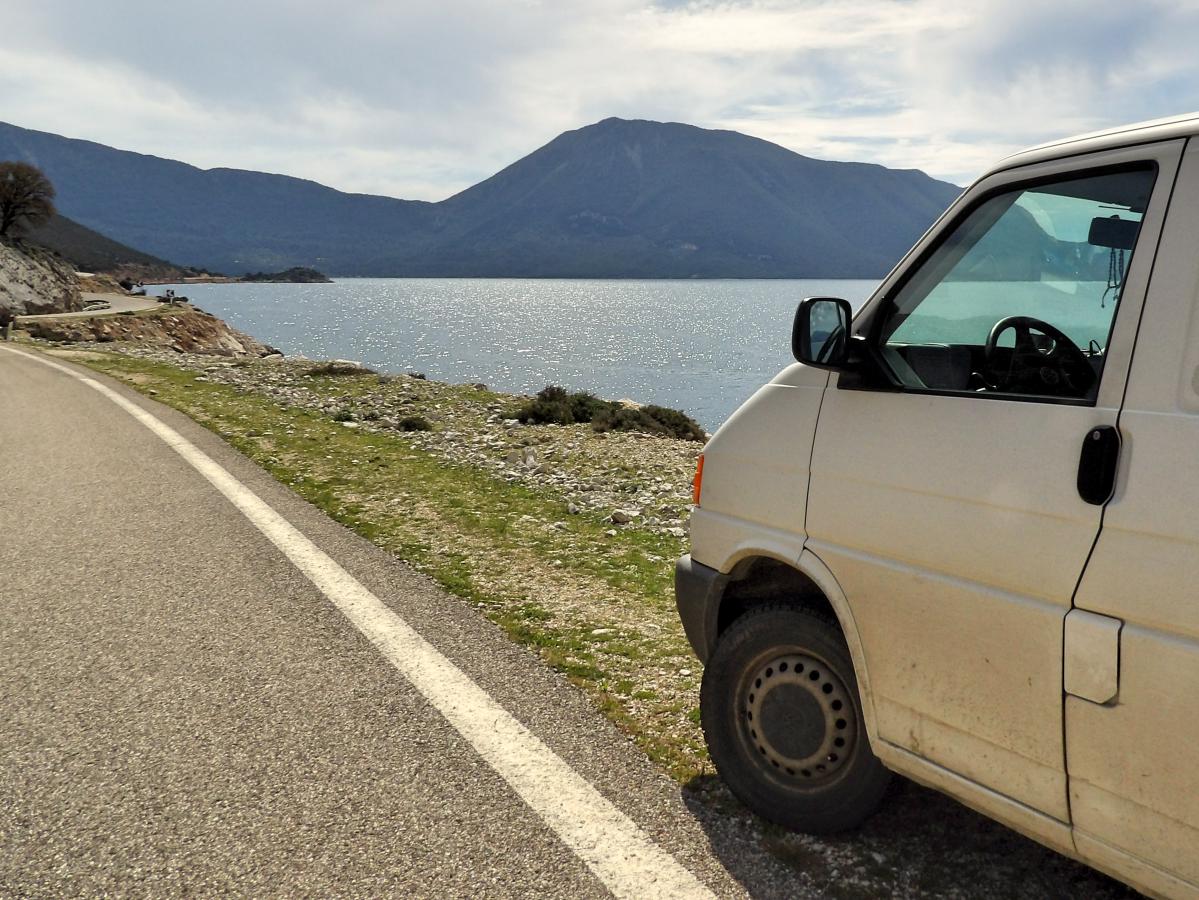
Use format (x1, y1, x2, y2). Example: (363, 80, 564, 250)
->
(677, 114, 1199, 898)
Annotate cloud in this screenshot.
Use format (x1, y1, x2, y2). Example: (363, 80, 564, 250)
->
(2, 0, 1197, 199)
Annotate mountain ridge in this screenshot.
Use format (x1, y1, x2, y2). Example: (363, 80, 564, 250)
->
(26, 213, 187, 279)
(0, 118, 960, 278)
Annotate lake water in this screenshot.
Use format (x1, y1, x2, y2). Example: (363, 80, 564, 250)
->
(162, 278, 878, 430)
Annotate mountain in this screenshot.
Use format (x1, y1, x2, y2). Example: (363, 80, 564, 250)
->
(0, 121, 429, 275)
(0, 119, 961, 278)
(25, 213, 186, 279)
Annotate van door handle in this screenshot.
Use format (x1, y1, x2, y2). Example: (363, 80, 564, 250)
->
(1077, 425, 1121, 505)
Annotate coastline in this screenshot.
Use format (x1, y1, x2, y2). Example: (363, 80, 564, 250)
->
(136, 276, 882, 431)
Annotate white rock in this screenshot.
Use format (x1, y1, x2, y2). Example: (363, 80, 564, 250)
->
(0, 241, 81, 315)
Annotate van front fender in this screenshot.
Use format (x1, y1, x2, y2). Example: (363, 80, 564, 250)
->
(675, 545, 877, 744)
(795, 548, 878, 744)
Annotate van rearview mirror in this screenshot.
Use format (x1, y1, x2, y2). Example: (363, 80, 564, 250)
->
(1089, 215, 1140, 251)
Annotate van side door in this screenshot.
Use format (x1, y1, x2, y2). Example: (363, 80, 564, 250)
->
(805, 141, 1181, 823)
(1067, 138, 1199, 894)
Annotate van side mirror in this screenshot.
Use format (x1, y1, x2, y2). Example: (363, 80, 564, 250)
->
(793, 297, 853, 368)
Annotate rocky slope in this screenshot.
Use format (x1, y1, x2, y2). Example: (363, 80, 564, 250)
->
(20, 306, 277, 357)
(26, 213, 191, 282)
(0, 239, 82, 316)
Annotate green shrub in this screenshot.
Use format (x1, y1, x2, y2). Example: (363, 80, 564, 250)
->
(515, 385, 577, 425)
(591, 404, 706, 441)
(640, 404, 707, 442)
(306, 361, 377, 377)
(515, 385, 705, 441)
(397, 415, 433, 432)
(569, 391, 610, 422)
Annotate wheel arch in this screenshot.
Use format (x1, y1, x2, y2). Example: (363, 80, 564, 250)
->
(715, 548, 878, 742)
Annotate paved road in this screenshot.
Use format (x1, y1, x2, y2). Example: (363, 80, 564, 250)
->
(16, 292, 160, 321)
(0, 347, 752, 898)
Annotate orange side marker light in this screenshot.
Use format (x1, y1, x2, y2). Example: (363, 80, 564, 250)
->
(692, 454, 704, 507)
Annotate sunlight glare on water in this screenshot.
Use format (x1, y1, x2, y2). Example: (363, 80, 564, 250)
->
(168, 278, 878, 430)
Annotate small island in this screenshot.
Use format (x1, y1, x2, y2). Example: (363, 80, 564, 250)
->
(240, 267, 332, 283)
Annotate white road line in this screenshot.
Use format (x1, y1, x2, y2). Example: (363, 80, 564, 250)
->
(7, 347, 714, 900)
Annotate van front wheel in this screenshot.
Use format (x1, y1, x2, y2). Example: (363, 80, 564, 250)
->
(700, 604, 890, 833)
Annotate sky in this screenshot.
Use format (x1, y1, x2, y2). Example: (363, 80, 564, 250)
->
(3, 0, 1198, 201)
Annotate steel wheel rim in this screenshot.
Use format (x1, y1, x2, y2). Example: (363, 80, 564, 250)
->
(739, 651, 857, 785)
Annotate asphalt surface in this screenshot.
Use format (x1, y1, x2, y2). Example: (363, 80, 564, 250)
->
(16, 293, 161, 320)
(0, 347, 750, 898)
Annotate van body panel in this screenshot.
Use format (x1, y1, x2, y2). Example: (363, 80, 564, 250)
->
(1068, 139, 1199, 889)
(690, 375, 828, 564)
(874, 742, 1077, 860)
(1072, 832, 1197, 900)
(874, 696, 1068, 821)
(807, 527, 1076, 820)
(796, 548, 878, 740)
(1067, 631, 1199, 885)
(998, 111, 1199, 177)
(688, 508, 806, 577)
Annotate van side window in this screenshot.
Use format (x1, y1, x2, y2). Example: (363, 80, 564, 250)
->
(876, 167, 1157, 401)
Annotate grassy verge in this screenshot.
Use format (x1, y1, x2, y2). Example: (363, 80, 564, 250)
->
(60, 348, 710, 780)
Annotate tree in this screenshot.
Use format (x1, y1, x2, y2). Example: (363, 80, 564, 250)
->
(0, 162, 56, 238)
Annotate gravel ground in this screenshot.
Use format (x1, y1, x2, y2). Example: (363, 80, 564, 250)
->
(179, 352, 703, 536)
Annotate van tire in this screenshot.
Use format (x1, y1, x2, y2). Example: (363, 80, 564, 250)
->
(700, 603, 890, 833)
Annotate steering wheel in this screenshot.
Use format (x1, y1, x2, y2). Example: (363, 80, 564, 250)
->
(983, 316, 1096, 397)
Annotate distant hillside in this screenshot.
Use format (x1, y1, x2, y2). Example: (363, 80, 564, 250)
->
(25, 213, 188, 279)
(0, 119, 961, 278)
(242, 266, 332, 283)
